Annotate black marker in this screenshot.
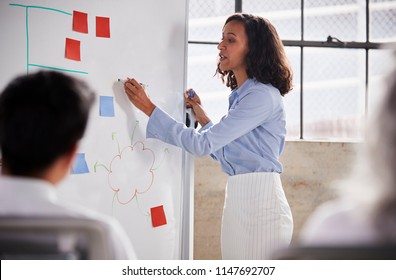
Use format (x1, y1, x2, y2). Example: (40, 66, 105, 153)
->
(117, 79, 147, 89)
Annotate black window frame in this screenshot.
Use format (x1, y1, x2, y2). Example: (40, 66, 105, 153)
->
(188, 0, 396, 139)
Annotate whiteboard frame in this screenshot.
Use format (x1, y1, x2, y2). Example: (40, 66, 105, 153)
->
(181, 0, 193, 260)
(0, 0, 193, 260)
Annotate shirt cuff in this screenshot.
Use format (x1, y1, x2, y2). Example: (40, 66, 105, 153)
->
(198, 121, 213, 133)
(146, 107, 173, 141)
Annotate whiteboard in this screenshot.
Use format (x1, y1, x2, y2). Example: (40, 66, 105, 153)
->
(0, 0, 192, 259)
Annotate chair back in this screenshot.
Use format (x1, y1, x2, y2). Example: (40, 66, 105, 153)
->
(0, 217, 113, 260)
(273, 245, 396, 260)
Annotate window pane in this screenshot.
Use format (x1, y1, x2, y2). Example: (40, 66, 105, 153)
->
(284, 47, 301, 139)
(303, 48, 366, 139)
(370, 0, 396, 42)
(305, 0, 366, 42)
(187, 44, 303, 134)
(242, 0, 302, 40)
(187, 44, 230, 124)
(187, 0, 396, 141)
(189, 0, 234, 42)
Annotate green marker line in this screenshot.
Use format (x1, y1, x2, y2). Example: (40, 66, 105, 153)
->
(93, 162, 110, 173)
(152, 148, 169, 171)
(25, 7, 29, 73)
(111, 192, 117, 216)
(130, 120, 139, 145)
(29, 64, 88, 75)
(112, 132, 121, 155)
(10, 4, 72, 16)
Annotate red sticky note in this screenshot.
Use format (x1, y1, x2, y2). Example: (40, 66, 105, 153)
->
(96, 16, 110, 38)
(65, 38, 81, 61)
(150, 205, 167, 228)
(73, 11, 88, 33)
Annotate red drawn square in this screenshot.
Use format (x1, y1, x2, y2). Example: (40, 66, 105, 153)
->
(150, 205, 167, 228)
(96, 16, 110, 38)
(65, 38, 81, 61)
(73, 11, 88, 34)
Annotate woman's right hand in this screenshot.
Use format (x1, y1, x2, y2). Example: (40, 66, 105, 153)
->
(185, 89, 211, 127)
(124, 78, 156, 117)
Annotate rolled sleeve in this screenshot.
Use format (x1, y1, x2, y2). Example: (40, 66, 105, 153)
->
(146, 107, 213, 156)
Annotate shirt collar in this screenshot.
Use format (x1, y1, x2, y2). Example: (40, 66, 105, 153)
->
(228, 78, 255, 107)
(0, 175, 58, 202)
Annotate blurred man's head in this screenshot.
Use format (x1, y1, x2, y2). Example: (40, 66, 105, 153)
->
(0, 71, 95, 181)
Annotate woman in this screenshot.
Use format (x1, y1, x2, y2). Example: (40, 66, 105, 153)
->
(124, 13, 293, 259)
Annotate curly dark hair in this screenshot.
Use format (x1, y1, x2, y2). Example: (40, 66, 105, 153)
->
(216, 13, 293, 96)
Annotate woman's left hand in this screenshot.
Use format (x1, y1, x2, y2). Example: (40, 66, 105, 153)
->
(124, 78, 156, 116)
(185, 90, 211, 127)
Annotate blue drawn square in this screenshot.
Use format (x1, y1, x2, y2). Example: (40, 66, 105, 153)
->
(100, 96, 115, 117)
(71, 153, 89, 174)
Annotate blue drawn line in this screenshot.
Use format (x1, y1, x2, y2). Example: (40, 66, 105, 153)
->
(9, 3, 87, 75)
(9, 4, 72, 16)
(25, 7, 29, 73)
(29, 64, 88, 75)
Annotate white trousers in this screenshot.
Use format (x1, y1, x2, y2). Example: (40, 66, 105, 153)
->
(221, 172, 293, 259)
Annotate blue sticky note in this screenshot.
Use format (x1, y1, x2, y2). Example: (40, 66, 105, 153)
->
(71, 153, 89, 174)
(100, 96, 115, 117)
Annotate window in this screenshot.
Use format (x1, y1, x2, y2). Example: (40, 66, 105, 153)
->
(188, 0, 396, 140)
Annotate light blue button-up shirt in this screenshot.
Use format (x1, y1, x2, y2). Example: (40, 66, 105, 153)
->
(147, 79, 286, 176)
